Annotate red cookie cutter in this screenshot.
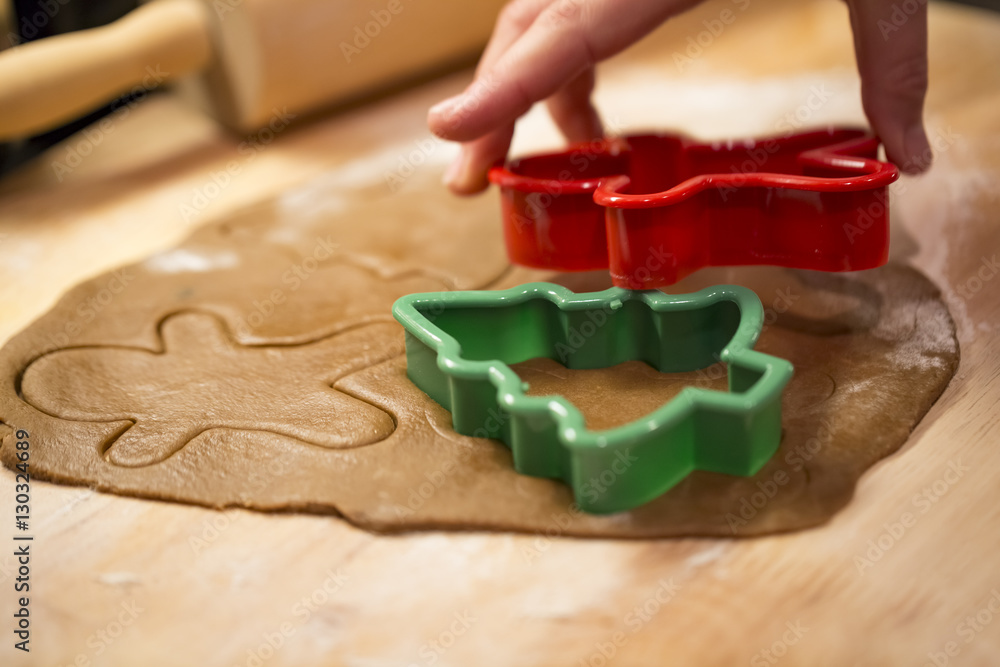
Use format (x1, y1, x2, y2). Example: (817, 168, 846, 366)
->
(489, 128, 899, 289)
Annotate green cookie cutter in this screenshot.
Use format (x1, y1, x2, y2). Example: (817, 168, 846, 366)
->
(391, 283, 793, 514)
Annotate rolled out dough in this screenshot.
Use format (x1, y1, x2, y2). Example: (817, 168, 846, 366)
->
(0, 171, 959, 537)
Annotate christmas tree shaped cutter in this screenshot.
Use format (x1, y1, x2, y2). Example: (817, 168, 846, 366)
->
(392, 283, 794, 513)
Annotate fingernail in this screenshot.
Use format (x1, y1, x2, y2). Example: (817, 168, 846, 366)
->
(901, 124, 932, 174)
(429, 94, 464, 120)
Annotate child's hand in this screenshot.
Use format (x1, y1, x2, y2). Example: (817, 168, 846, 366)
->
(428, 0, 930, 195)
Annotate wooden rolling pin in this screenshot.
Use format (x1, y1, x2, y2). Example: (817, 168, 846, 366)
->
(0, 0, 506, 140)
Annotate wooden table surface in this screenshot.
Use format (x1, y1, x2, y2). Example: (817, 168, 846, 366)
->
(1, 0, 999, 665)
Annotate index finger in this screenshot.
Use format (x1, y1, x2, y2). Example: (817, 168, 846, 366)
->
(846, 0, 931, 172)
(429, 0, 699, 142)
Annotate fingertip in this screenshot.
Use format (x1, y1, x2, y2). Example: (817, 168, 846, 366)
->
(444, 125, 515, 196)
(899, 123, 932, 174)
(428, 95, 464, 140)
(883, 122, 932, 174)
(448, 179, 490, 196)
(428, 92, 490, 141)
(442, 149, 491, 195)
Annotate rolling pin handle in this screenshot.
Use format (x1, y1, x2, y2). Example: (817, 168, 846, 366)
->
(0, 0, 212, 141)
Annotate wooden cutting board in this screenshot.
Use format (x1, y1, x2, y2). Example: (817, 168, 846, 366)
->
(1, 0, 999, 664)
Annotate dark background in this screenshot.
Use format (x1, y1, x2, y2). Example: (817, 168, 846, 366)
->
(953, 0, 1000, 10)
